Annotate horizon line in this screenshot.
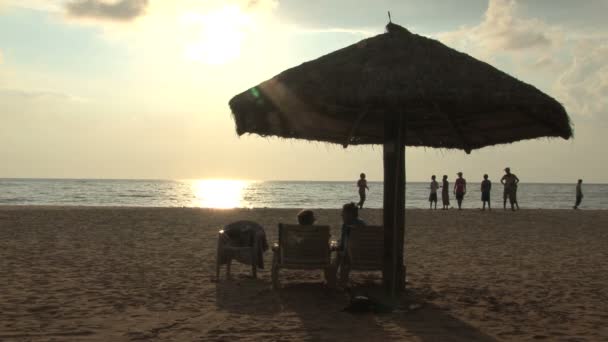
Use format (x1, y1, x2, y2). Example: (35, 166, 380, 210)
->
(0, 177, 605, 185)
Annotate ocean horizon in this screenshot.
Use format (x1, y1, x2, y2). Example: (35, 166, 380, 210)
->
(1, 178, 606, 210)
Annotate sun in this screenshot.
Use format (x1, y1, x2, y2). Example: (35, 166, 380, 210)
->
(191, 179, 250, 208)
(184, 5, 253, 65)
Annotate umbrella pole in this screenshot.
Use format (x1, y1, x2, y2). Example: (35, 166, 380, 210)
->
(383, 114, 406, 297)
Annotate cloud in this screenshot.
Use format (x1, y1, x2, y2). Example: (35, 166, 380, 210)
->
(437, 0, 555, 55)
(434, 0, 608, 121)
(0, 88, 86, 102)
(480, 0, 551, 50)
(0, 0, 63, 12)
(245, 0, 278, 10)
(531, 56, 556, 70)
(291, 26, 377, 37)
(66, 0, 149, 21)
(555, 42, 608, 117)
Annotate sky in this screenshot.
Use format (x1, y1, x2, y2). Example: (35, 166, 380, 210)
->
(0, 0, 607, 182)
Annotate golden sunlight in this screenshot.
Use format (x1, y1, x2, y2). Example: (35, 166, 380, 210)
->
(183, 5, 253, 65)
(191, 179, 250, 208)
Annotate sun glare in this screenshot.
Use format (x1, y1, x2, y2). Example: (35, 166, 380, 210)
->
(183, 6, 253, 65)
(191, 179, 250, 208)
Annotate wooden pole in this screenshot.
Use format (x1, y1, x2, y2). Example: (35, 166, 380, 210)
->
(382, 114, 406, 296)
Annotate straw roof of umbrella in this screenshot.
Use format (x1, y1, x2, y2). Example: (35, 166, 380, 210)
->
(229, 23, 572, 153)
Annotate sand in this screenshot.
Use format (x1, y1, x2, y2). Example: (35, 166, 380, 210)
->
(0, 207, 607, 341)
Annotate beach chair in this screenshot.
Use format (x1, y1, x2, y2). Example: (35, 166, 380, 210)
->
(337, 225, 386, 286)
(216, 229, 259, 280)
(271, 224, 336, 289)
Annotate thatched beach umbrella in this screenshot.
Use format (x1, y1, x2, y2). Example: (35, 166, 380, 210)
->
(229, 22, 572, 295)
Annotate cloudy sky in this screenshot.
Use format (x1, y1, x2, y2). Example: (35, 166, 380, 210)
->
(1, 0, 607, 182)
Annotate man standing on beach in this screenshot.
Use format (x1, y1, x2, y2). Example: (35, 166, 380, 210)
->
(481, 174, 492, 211)
(453, 172, 466, 210)
(429, 175, 439, 210)
(501, 167, 520, 211)
(574, 179, 584, 209)
(357, 173, 369, 209)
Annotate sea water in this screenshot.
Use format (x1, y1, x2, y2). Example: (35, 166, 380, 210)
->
(1, 179, 606, 209)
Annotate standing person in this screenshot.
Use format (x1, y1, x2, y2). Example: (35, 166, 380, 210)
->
(453, 172, 467, 210)
(481, 174, 492, 211)
(501, 167, 520, 211)
(441, 175, 450, 210)
(573, 179, 583, 209)
(357, 173, 369, 209)
(429, 175, 439, 210)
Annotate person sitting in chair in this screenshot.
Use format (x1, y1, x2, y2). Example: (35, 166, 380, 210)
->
(297, 209, 316, 225)
(338, 202, 366, 251)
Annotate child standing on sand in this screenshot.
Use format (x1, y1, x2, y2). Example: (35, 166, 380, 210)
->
(481, 174, 492, 211)
(357, 173, 369, 209)
(429, 175, 439, 210)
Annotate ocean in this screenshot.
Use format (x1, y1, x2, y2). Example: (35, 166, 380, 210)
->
(1, 178, 606, 210)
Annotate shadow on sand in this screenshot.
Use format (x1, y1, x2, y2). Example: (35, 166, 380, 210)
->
(215, 277, 497, 341)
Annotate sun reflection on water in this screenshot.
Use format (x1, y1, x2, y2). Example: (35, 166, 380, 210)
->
(191, 179, 251, 208)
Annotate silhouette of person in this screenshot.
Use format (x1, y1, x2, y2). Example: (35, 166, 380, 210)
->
(501, 167, 520, 211)
(453, 172, 467, 210)
(297, 209, 316, 225)
(481, 174, 492, 211)
(441, 175, 450, 210)
(338, 202, 366, 251)
(573, 179, 583, 209)
(429, 175, 439, 210)
(357, 173, 369, 209)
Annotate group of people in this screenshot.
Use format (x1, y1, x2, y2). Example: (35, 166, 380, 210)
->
(356, 169, 585, 211)
(428, 167, 521, 211)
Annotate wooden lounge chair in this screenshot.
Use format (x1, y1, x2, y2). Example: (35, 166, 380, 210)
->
(337, 225, 386, 286)
(271, 224, 336, 289)
(216, 229, 259, 280)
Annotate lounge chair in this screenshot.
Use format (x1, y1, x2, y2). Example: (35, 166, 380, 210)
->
(216, 229, 259, 279)
(336, 225, 386, 286)
(216, 221, 268, 280)
(271, 224, 337, 289)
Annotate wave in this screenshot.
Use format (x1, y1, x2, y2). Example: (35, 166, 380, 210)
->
(117, 194, 155, 198)
(0, 198, 31, 203)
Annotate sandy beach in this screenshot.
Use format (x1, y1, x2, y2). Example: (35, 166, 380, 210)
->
(1, 207, 606, 341)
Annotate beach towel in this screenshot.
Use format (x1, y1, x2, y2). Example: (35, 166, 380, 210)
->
(218, 221, 269, 269)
